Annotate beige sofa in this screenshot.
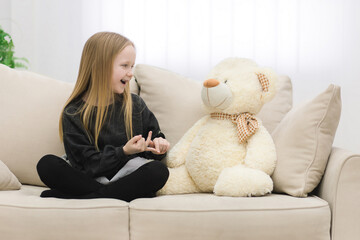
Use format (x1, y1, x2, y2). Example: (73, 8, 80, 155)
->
(0, 63, 359, 240)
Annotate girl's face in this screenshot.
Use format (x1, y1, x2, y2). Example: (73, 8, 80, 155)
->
(111, 45, 136, 94)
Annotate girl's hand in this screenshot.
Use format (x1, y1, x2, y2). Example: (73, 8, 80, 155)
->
(122, 131, 170, 155)
(123, 131, 156, 155)
(148, 136, 170, 155)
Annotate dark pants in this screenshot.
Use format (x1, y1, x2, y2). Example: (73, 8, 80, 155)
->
(36, 154, 169, 202)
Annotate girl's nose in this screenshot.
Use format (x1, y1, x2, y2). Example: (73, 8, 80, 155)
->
(203, 79, 220, 88)
(127, 69, 134, 77)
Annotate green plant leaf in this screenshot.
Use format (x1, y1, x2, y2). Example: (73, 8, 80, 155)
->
(0, 26, 28, 69)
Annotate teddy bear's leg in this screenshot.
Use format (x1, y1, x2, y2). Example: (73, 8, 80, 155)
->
(157, 165, 201, 195)
(214, 165, 273, 197)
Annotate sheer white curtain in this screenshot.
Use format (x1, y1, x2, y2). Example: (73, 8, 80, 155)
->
(1, 0, 360, 152)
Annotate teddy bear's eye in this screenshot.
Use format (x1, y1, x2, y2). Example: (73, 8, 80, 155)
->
(224, 80, 228, 84)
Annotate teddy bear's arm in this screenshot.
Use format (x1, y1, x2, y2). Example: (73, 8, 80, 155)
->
(166, 115, 209, 168)
(244, 125, 277, 175)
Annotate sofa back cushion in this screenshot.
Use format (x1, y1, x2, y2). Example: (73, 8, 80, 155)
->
(0, 63, 292, 187)
(132, 64, 293, 147)
(0, 64, 73, 186)
(131, 64, 206, 147)
(257, 76, 293, 133)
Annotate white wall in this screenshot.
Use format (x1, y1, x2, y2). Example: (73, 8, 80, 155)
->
(1, 0, 360, 153)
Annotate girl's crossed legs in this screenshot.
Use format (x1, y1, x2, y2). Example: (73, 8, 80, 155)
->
(36, 154, 169, 202)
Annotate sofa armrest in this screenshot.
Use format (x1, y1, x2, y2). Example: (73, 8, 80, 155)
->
(317, 147, 360, 240)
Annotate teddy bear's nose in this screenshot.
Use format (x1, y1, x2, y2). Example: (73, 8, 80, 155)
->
(203, 79, 220, 88)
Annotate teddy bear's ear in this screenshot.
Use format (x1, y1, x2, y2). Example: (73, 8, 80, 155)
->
(255, 68, 278, 103)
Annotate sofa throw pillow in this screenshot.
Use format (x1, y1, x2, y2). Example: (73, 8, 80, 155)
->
(0, 159, 21, 190)
(271, 84, 341, 197)
(0, 64, 73, 186)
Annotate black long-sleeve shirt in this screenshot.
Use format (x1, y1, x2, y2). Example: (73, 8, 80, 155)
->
(62, 93, 166, 179)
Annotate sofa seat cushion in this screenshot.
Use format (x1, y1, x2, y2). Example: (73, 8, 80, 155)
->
(129, 193, 331, 240)
(0, 185, 129, 240)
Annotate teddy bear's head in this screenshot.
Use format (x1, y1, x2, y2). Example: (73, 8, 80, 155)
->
(201, 58, 278, 115)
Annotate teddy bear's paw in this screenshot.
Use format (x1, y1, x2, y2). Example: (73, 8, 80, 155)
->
(157, 165, 201, 195)
(213, 166, 273, 197)
(166, 150, 186, 168)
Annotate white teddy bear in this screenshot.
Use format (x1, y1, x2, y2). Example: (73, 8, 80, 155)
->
(158, 58, 278, 197)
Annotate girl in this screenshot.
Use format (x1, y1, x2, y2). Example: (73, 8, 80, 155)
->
(36, 32, 170, 202)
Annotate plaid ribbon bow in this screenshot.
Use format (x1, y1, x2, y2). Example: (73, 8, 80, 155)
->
(210, 112, 259, 144)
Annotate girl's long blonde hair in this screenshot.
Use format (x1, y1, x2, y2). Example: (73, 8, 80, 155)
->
(59, 32, 134, 150)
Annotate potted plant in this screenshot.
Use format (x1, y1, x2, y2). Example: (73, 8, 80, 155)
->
(0, 26, 28, 69)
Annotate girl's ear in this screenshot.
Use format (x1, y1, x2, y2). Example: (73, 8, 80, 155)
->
(256, 68, 278, 103)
